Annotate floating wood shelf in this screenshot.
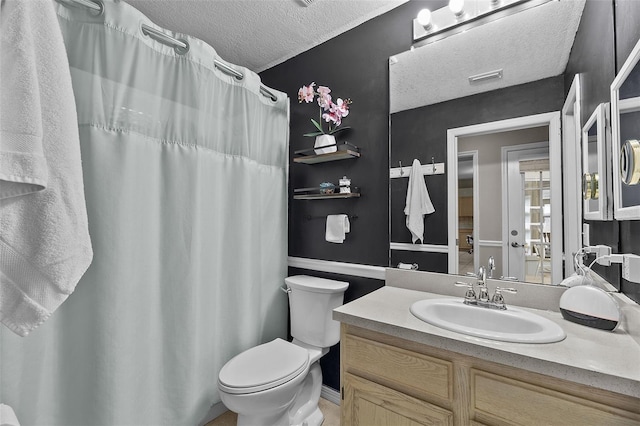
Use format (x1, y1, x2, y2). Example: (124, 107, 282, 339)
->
(293, 192, 361, 200)
(293, 142, 360, 164)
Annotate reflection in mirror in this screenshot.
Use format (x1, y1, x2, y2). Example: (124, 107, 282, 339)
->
(389, 0, 585, 286)
(456, 127, 550, 283)
(447, 113, 563, 285)
(582, 103, 612, 221)
(457, 153, 477, 276)
(611, 37, 640, 219)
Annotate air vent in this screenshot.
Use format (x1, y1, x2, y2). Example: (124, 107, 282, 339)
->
(299, 0, 316, 6)
(468, 69, 503, 84)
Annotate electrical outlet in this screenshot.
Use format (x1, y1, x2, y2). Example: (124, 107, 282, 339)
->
(622, 254, 640, 284)
(582, 223, 590, 246)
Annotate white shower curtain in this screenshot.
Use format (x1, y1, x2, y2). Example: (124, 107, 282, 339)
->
(0, 1, 289, 424)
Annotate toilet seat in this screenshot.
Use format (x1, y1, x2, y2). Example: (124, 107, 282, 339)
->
(218, 338, 309, 394)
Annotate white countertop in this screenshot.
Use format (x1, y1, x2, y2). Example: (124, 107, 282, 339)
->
(334, 286, 640, 398)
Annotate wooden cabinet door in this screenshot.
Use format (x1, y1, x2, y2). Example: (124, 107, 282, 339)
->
(343, 373, 453, 426)
(471, 369, 640, 426)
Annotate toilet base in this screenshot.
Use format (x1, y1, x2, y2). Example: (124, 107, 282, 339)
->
(237, 411, 290, 426)
(288, 361, 323, 425)
(295, 406, 323, 426)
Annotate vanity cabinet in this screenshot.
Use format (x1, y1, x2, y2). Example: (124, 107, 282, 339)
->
(341, 324, 640, 426)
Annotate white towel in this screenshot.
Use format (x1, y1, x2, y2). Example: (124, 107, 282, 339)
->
(0, 404, 20, 426)
(0, 0, 93, 336)
(326, 214, 350, 243)
(404, 159, 435, 243)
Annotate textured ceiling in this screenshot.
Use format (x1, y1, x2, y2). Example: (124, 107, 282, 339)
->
(390, 0, 586, 113)
(125, 0, 408, 73)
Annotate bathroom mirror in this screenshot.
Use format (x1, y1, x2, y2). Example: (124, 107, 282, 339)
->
(582, 103, 613, 221)
(611, 37, 640, 220)
(389, 0, 586, 285)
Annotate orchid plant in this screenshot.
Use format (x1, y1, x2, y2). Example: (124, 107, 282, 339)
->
(298, 82, 352, 137)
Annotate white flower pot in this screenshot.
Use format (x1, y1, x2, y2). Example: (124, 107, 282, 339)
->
(314, 134, 337, 155)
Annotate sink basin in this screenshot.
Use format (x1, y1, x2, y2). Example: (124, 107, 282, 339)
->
(410, 298, 566, 343)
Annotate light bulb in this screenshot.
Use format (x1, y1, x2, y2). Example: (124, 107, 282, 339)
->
(449, 0, 465, 17)
(416, 9, 432, 29)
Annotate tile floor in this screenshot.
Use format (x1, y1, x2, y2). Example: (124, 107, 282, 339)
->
(206, 398, 340, 426)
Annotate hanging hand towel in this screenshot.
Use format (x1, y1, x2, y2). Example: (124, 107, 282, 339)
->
(326, 214, 350, 243)
(0, 0, 93, 336)
(404, 159, 435, 243)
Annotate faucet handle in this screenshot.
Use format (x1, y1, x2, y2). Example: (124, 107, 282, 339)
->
(454, 281, 476, 304)
(491, 287, 517, 309)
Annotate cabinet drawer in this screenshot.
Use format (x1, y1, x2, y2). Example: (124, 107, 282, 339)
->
(471, 369, 640, 426)
(344, 373, 453, 426)
(344, 334, 452, 402)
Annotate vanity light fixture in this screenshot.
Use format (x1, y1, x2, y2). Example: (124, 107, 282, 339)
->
(416, 9, 433, 29)
(449, 0, 466, 18)
(413, 0, 553, 45)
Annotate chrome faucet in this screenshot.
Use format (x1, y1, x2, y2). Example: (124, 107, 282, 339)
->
(455, 264, 518, 309)
(487, 256, 495, 279)
(476, 266, 490, 303)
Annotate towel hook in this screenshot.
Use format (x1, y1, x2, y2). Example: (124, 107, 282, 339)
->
(431, 156, 436, 170)
(399, 160, 404, 176)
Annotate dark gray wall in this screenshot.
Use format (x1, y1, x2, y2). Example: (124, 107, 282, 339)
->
(565, 0, 640, 302)
(261, 1, 447, 267)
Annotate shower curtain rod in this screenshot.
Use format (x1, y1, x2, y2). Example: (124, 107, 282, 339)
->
(57, 0, 279, 102)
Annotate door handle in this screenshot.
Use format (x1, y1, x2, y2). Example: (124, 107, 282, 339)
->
(511, 242, 525, 248)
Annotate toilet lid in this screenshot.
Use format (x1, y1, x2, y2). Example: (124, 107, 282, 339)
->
(218, 338, 309, 394)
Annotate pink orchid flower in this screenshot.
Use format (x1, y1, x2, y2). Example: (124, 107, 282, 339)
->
(298, 82, 315, 103)
(299, 82, 351, 136)
(316, 86, 332, 109)
(322, 110, 341, 127)
(331, 98, 350, 118)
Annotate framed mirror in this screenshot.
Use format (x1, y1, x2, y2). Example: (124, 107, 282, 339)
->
(611, 37, 640, 220)
(582, 103, 612, 221)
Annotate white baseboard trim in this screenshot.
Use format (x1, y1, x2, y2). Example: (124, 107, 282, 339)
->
(478, 240, 502, 247)
(287, 257, 386, 280)
(390, 242, 449, 253)
(321, 384, 341, 405)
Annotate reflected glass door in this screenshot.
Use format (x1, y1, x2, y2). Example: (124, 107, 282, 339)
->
(505, 149, 550, 283)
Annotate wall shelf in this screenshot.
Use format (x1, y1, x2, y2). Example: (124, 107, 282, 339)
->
(293, 142, 360, 164)
(293, 192, 361, 200)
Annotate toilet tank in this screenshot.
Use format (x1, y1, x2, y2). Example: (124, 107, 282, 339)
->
(285, 275, 349, 348)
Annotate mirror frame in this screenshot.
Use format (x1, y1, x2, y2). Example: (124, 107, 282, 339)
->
(561, 75, 582, 276)
(447, 112, 563, 284)
(582, 103, 613, 221)
(611, 37, 640, 220)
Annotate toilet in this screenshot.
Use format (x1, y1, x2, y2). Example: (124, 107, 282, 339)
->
(217, 275, 349, 426)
